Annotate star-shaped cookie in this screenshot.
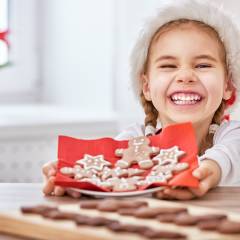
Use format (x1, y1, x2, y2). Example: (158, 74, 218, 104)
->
(152, 146, 185, 165)
(76, 154, 111, 171)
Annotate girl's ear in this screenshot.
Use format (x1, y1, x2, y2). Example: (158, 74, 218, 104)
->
(223, 75, 234, 100)
(142, 74, 152, 101)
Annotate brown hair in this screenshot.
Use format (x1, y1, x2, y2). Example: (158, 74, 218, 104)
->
(140, 19, 228, 154)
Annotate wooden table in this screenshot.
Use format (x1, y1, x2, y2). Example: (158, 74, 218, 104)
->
(0, 183, 239, 239)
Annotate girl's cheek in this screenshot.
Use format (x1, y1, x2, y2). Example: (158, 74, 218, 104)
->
(200, 75, 225, 89)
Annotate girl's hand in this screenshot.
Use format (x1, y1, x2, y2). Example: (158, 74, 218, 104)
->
(154, 159, 221, 200)
(42, 161, 81, 198)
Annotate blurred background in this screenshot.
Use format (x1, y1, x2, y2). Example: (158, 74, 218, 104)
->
(0, 0, 239, 183)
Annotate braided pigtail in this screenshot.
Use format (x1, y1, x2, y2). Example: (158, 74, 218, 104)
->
(199, 101, 226, 155)
(140, 92, 158, 136)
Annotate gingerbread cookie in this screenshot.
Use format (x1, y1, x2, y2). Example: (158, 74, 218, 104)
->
(79, 175, 113, 190)
(59, 167, 75, 177)
(152, 146, 185, 165)
(97, 199, 120, 212)
(133, 207, 187, 218)
(174, 213, 199, 226)
(101, 167, 129, 180)
(152, 162, 189, 175)
(117, 208, 138, 216)
(42, 210, 78, 220)
(81, 199, 148, 212)
(140, 162, 188, 185)
(76, 154, 111, 171)
(157, 213, 179, 223)
(60, 165, 98, 180)
(127, 168, 146, 177)
(143, 229, 186, 239)
(21, 205, 58, 215)
(197, 219, 221, 231)
(107, 176, 142, 192)
(139, 146, 188, 184)
(175, 213, 227, 227)
(217, 219, 240, 234)
(115, 136, 159, 169)
(138, 174, 172, 186)
(195, 214, 227, 230)
(80, 200, 100, 209)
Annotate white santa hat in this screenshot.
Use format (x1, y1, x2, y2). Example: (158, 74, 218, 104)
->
(130, 0, 240, 113)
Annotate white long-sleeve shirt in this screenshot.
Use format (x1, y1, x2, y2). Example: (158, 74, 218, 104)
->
(115, 121, 240, 186)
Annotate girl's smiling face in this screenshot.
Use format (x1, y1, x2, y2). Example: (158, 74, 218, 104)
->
(142, 23, 232, 129)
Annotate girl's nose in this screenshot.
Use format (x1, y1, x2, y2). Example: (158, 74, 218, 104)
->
(174, 69, 197, 84)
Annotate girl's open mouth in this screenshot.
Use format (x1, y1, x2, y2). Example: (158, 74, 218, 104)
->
(169, 92, 203, 105)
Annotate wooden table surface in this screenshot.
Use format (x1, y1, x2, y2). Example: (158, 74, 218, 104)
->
(0, 183, 239, 240)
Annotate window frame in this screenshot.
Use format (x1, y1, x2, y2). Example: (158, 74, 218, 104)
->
(0, 0, 40, 102)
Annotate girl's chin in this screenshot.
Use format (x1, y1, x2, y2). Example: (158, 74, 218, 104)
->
(166, 114, 201, 125)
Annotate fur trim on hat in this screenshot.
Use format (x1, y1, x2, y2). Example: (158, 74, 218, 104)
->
(130, 0, 240, 113)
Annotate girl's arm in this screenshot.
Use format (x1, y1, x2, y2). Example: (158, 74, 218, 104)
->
(199, 120, 240, 186)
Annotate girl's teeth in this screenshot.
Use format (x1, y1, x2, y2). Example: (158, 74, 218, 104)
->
(174, 100, 198, 105)
(170, 93, 201, 105)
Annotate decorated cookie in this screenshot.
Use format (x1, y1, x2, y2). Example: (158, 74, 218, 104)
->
(115, 136, 159, 169)
(101, 167, 129, 180)
(127, 168, 146, 177)
(79, 176, 113, 189)
(60, 165, 98, 180)
(112, 180, 137, 192)
(152, 162, 188, 173)
(138, 173, 172, 186)
(150, 162, 189, 182)
(76, 154, 111, 171)
(144, 146, 188, 184)
(60, 167, 75, 177)
(152, 146, 185, 165)
(106, 176, 143, 192)
(101, 167, 145, 180)
(74, 170, 97, 180)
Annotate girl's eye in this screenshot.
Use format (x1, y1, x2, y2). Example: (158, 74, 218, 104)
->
(159, 65, 177, 68)
(196, 64, 211, 68)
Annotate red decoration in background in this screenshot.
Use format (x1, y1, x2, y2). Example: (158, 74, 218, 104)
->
(223, 89, 236, 121)
(223, 115, 230, 121)
(0, 30, 9, 45)
(226, 89, 236, 107)
(55, 122, 199, 191)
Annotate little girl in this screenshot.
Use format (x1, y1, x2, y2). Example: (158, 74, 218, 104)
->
(42, 0, 240, 199)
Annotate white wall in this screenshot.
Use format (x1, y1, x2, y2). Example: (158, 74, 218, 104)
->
(40, 0, 115, 116)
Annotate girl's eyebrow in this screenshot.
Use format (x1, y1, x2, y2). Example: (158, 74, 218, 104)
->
(154, 55, 177, 63)
(154, 54, 218, 63)
(194, 55, 217, 62)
